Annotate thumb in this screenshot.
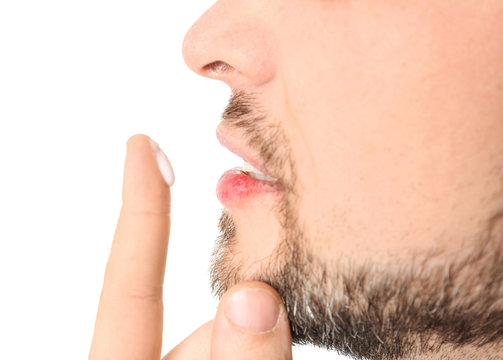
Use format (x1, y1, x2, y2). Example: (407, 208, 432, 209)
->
(211, 281, 292, 360)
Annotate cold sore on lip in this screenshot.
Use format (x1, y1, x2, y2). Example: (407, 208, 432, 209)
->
(216, 169, 283, 207)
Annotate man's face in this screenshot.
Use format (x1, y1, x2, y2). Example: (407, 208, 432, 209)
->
(183, 1, 503, 359)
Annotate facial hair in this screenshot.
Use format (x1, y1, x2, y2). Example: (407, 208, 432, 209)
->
(210, 91, 503, 360)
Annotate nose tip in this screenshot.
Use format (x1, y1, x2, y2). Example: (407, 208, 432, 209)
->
(181, 18, 213, 78)
(181, 2, 276, 89)
(182, 27, 237, 82)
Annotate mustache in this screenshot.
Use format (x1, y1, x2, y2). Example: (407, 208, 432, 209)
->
(221, 91, 294, 189)
(221, 91, 266, 141)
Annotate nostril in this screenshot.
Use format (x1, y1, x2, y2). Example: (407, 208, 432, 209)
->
(203, 60, 234, 76)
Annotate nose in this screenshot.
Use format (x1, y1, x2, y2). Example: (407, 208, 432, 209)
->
(182, 1, 276, 89)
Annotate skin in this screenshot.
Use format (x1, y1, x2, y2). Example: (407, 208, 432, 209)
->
(90, 0, 503, 359)
(182, 0, 503, 359)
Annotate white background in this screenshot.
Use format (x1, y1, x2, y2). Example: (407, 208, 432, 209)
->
(0, 1, 347, 358)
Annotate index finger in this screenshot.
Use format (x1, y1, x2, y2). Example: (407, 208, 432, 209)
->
(89, 134, 174, 359)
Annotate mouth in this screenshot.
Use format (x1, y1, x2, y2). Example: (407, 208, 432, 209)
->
(216, 125, 283, 207)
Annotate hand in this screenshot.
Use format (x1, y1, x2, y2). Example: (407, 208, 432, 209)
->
(89, 134, 292, 360)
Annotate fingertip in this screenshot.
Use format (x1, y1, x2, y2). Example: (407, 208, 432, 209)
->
(220, 281, 284, 307)
(126, 134, 175, 187)
(220, 281, 285, 333)
(212, 281, 292, 360)
(149, 138, 175, 187)
(122, 133, 171, 214)
(126, 133, 151, 149)
(224, 287, 281, 333)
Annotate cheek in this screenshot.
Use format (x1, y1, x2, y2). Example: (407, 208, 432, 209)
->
(279, 1, 503, 260)
(297, 128, 503, 265)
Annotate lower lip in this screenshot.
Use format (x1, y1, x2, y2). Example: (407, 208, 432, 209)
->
(216, 170, 282, 207)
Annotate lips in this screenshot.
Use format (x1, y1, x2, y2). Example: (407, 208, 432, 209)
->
(216, 124, 282, 207)
(215, 125, 277, 180)
(216, 170, 282, 207)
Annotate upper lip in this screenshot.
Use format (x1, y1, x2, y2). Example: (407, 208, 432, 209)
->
(216, 123, 276, 179)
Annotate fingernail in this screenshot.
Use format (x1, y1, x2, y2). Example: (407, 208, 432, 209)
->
(224, 289, 280, 332)
(149, 138, 175, 186)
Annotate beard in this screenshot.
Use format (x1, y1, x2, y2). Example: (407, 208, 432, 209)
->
(213, 90, 503, 359)
(209, 193, 503, 360)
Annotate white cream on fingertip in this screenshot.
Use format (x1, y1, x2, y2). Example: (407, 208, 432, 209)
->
(149, 138, 175, 187)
